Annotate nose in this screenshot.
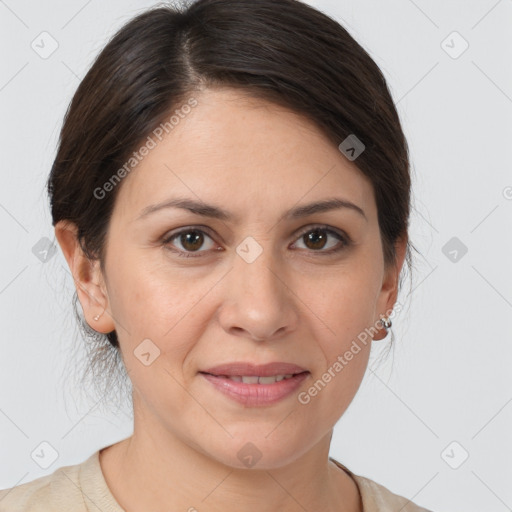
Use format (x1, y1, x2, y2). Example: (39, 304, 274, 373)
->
(216, 244, 299, 342)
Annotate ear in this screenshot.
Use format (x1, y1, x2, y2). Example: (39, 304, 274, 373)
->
(373, 235, 408, 341)
(54, 220, 115, 334)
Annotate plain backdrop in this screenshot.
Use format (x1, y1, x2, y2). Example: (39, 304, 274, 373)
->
(1, 1, 511, 511)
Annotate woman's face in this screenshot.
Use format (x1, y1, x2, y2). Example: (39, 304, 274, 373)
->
(70, 87, 405, 469)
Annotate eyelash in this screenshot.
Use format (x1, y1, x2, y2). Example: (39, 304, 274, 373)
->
(161, 224, 351, 259)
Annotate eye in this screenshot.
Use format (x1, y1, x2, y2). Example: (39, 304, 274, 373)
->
(162, 224, 350, 259)
(292, 225, 350, 254)
(162, 227, 218, 258)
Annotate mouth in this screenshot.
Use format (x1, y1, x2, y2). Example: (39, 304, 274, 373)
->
(200, 361, 308, 378)
(199, 362, 310, 406)
(200, 373, 305, 384)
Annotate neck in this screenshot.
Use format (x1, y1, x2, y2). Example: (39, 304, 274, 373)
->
(100, 406, 361, 512)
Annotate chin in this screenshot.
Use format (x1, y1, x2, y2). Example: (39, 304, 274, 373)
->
(196, 433, 311, 471)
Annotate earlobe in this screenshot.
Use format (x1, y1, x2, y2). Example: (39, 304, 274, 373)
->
(54, 220, 115, 333)
(373, 236, 408, 341)
(372, 314, 393, 341)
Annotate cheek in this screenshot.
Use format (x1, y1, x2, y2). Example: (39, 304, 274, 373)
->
(305, 293, 372, 422)
(106, 252, 217, 372)
(316, 264, 381, 333)
(307, 261, 380, 395)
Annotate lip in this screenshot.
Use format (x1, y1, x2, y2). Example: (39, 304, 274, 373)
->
(201, 362, 308, 377)
(199, 362, 310, 407)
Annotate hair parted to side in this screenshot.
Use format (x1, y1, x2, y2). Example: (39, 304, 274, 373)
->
(47, 0, 417, 405)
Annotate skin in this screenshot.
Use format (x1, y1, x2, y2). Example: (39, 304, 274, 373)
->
(55, 87, 407, 512)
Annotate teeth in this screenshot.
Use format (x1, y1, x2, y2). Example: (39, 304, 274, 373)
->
(241, 376, 259, 384)
(258, 376, 278, 384)
(224, 374, 296, 384)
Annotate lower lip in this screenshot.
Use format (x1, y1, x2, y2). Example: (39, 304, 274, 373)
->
(200, 372, 309, 407)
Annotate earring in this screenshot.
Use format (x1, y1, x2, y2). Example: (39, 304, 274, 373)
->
(380, 315, 392, 330)
(93, 309, 104, 321)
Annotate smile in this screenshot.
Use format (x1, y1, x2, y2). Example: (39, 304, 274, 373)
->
(216, 374, 298, 384)
(199, 371, 310, 406)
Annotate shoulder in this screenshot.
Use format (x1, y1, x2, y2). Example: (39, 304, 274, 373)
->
(330, 458, 434, 512)
(0, 457, 86, 512)
(353, 473, 434, 511)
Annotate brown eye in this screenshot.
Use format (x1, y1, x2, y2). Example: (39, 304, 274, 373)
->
(163, 228, 216, 257)
(303, 229, 328, 250)
(179, 230, 205, 251)
(162, 224, 349, 259)
(293, 226, 349, 254)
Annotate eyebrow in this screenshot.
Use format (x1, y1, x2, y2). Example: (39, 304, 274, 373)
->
(136, 196, 367, 223)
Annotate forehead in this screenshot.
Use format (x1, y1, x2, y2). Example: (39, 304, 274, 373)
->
(114, 87, 375, 223)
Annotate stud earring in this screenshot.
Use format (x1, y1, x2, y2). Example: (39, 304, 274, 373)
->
(93, 309, 105, 321)
(380, 316, 392, 330)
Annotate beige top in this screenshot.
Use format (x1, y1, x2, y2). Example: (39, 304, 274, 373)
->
(0, 449, 433, 511)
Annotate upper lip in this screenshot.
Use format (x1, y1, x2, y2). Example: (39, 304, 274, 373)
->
(201, 362, 309, 377)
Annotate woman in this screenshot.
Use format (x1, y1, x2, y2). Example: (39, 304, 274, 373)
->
(0, 0, 433, 510)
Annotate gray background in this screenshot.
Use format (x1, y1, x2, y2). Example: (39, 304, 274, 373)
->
(1, 1, 511, 511)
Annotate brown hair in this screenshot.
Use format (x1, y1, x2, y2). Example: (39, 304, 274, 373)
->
(48, 0, 416, 400)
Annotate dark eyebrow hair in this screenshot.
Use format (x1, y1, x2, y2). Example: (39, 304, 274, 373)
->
(136, 197, 367, 223)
